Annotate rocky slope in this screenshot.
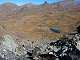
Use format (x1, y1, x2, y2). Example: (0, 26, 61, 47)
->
(0, 1, 79, 60)
(0, 1, 80, 41)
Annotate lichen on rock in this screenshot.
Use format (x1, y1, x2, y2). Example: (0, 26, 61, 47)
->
(2, 34, 17, 52)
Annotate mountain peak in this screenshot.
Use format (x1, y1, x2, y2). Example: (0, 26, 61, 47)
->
(0, 2, 18, 7)
(43, 1, 49, 5)
(0, 3, 18, 14)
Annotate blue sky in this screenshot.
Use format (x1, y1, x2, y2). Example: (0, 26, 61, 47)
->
(0, 0, 79, 5)
(0, 0, 63, 5)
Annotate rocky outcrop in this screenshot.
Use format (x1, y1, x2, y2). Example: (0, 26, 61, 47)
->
(0, 26, 80, 60)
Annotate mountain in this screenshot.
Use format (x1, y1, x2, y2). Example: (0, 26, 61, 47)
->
(0, 1, 79, 41)
(0, 3, 18, 14)
(16, 3, 42, 15)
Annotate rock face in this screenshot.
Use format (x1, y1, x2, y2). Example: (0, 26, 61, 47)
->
(37, 26, 80, 60)
(2, 34, 17, 52)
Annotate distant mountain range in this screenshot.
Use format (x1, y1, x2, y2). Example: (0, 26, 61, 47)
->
(0, 1, 79, 15)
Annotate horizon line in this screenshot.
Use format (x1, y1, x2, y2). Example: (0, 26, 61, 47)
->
(0, 0, 64, 6)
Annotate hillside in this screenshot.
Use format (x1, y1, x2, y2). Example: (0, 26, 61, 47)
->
(0, 1, 80, 42)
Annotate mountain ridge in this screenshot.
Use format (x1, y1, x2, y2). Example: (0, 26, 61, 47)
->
(0, 1, 79, 41)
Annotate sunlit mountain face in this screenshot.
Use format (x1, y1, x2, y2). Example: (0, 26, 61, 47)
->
(0, 0, 79, 41)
